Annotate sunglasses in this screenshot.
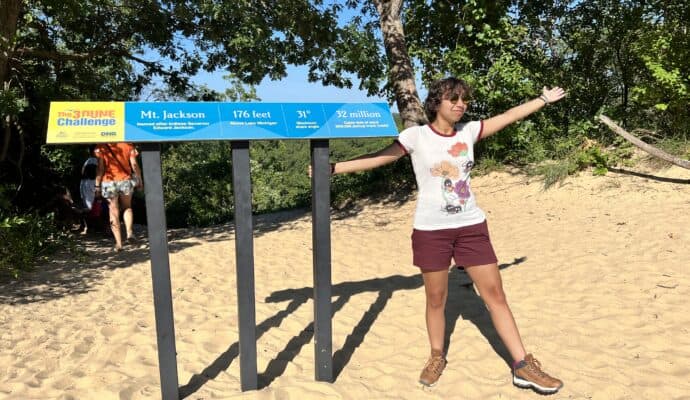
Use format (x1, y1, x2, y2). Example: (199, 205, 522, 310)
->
(446, 93, 472, 104)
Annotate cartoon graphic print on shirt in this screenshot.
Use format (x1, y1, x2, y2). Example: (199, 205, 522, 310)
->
(430, 141, 474, 215)
(442, 178, 462, 213)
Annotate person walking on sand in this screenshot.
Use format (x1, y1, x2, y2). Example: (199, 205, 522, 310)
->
(78, 145, 99, 234)
(94, 142, 143, 251)
(80, 145, 99, 212)
(313, 77, 566, 393)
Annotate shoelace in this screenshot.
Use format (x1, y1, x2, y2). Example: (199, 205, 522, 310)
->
(424, 356, 445, 374)
(527, 357, 550, 378)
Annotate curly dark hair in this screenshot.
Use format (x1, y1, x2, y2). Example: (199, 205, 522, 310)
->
(423, 77, 473, 122)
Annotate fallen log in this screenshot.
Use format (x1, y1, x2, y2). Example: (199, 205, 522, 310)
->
(598, 115, 690, 170)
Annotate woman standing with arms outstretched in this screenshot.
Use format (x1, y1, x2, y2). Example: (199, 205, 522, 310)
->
(319, 77, 566, 393)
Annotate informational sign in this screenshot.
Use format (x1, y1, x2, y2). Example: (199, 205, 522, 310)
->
(47, 101, 398, 143)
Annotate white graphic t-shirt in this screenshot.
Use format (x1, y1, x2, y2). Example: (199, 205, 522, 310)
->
(396, 122, 486, 230)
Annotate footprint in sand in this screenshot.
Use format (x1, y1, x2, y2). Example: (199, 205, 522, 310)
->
(101, 325, 118, 337)
(53, 378, 74, 391)
(24, 378, 42, 388)
(106, 345, 129, 367)
(35, 369, 52, 379)
(71, 336, 95, 358)
(119, 382, 157, 400)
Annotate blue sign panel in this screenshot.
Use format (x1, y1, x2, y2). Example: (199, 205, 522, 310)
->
(218, 103, 287, 139)
(122, 102, 397, 142)
(125, 102, 223, 140)
(323, 103, 396, 138)
(282, 103, 330, 138)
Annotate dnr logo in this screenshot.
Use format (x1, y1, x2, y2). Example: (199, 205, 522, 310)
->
(100, 131, 117, 136)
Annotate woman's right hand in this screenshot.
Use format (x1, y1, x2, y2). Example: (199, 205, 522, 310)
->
(307, 163, 335, 178)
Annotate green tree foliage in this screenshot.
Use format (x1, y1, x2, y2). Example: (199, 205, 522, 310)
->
(0, 0, 214, 277)
(1, 0, 204, 208)
(2, 0, 689, 277)
(4, 1, 688, 204)
(162, 141, 234, 227)
(160, 136, 414, 228)
(630, 1, 689, 134)
(404, 0, 688, 162)
(403, 0, 566, 163)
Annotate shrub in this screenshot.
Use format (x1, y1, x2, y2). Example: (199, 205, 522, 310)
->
(0, 184, 77, 280)
(0, 211, 73, 280)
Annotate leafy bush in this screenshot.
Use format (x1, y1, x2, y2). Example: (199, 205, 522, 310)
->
(250, 140, 312, 213)
(527, 134, 638, 188)
(0, 210, 74, 280)
(161, 142, 235, 227)
(575, 144, 610, 176)
(529, 161, 578, 189)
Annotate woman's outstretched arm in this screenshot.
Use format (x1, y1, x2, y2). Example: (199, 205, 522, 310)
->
(309, 142, 406, 176)
(481, 86, 566, 139)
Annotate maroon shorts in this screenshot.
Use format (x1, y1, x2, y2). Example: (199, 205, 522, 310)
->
(411, 220, 498, 272)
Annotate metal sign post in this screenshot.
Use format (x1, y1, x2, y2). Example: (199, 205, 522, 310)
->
(140, 142, 179, 399)
(310, 139, 333, 382)
(231, 140, 258, 390)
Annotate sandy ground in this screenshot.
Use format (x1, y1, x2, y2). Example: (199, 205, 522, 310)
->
(1, 161, 689, 400)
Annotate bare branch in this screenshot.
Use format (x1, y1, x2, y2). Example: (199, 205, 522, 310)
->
(14, 47, 181, 79)
(14, 48, 96, 61)
(598, 115, 690, 170)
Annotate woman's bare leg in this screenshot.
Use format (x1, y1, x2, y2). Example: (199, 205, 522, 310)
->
(421, 269, 449, 352)
(108, 197, 123, 249)
(465, 263, 526, 362)
(119, 194, 134, 239)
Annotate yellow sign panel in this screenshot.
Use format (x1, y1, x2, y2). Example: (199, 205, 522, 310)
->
(47, 102, 125, 143)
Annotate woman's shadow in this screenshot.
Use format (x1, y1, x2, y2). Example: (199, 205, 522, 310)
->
(444, 257, 527, 368)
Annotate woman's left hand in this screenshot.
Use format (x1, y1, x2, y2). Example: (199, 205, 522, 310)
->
(542, 86, 567, 104)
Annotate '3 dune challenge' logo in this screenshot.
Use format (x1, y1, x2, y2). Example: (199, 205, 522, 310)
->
(57, 109, 117, 126)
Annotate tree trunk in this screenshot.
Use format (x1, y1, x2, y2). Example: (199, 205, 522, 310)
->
(1, 0, 22, 162)
(598, 115, 690, 170)
(0, 0, 21, 86)
(372, 0, 428, 128)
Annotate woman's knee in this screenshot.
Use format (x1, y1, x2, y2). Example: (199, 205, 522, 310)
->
(426, 289, 448, 309)
(481, 284, 507, 307)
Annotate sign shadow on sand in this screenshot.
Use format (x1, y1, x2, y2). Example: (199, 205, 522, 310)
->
(179, 257, 524, 396)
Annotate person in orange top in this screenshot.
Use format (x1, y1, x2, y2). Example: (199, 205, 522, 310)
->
(94, 142, 143, 251)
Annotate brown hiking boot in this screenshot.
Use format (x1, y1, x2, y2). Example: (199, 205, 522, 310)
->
(419, 350, 447, 387)
(513, 354, 563, 394)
